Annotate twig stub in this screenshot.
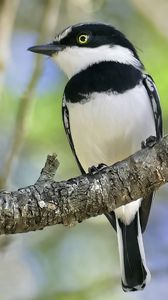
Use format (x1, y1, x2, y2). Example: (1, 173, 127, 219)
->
(36, 154, 60, 183)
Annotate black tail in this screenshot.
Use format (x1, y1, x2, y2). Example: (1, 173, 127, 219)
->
(115, 212, 151, 292)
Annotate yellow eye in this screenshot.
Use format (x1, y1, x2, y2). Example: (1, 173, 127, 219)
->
(77, 34, 89, 44)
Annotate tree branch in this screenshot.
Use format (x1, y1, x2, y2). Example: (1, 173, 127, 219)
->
(0, 0, 61, 188)
(0, 135, 168, 235)
(0, 0, 20, 94)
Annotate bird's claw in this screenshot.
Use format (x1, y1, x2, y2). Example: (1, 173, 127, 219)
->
(141, 135, 157, 149)
(88, 163, 107, 174)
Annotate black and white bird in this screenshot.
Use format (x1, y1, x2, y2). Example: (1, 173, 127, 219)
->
(28, 23, 162, 292)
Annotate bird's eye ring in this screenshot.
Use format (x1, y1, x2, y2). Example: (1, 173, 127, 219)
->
(77, 34, 89, 44)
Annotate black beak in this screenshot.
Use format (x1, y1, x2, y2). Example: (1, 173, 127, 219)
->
(27, 42, 64, 56)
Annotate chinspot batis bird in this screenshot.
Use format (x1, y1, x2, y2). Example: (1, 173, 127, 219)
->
(28, 23, 162, 292)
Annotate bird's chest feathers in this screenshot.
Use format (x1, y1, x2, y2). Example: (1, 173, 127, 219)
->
(66, 86, 155, 171)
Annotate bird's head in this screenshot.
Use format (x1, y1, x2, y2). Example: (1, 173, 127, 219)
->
(28, 23, 143, 78)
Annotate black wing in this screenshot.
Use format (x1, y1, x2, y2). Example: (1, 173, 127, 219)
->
(139, 74, 163, 232)
(143, 74, 163, 139)
(62, 96, 85, 174)
(106, 74, 163, 232)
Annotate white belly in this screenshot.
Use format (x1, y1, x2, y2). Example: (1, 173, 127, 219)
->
(67, 85, 155, 172)
(67, 84, 156, 224)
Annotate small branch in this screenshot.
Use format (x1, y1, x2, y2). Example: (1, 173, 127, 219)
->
(0, 0, 61, 188)
(0, 0, 20, 93)
(0, 135, 168, 235)
(36, 154, 60, 183)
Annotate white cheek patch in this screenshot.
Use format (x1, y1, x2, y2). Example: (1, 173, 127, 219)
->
(52, 45, 142, 78)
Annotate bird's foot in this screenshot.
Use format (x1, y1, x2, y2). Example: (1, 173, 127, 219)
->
(141, 135, 157, 149)
(88, 163, 107, 175)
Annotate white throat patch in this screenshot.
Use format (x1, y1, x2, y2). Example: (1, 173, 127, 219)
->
(52, 44, 142, 78)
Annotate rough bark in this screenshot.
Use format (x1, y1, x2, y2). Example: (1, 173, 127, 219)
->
(0, 135, 168, 235)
